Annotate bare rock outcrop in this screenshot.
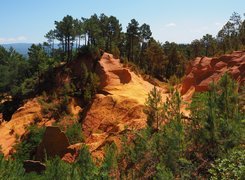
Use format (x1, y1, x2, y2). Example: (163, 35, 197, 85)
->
(35, 126, 82, 163)
(181, 51, 245, 99)
(96, 53, 132, 88)
(36, 126, 70, 161)
(0, 52, 169, 160)
(83, 53, 168, 155)
(0, 98, 41, 157)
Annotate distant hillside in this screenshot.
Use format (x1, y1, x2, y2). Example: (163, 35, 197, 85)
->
(1, 43, 60, 57)
(1, 43, 33, 56)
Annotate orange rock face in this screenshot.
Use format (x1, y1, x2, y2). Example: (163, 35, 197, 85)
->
(0, 52, 169, 160)
(83, 53, 168, 154)
(0, 98, 41, 157)
(181, 51, 245, 99)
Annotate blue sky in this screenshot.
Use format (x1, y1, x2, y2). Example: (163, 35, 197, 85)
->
(0, 0, 244, 44)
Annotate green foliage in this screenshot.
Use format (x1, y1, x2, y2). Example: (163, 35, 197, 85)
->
(209, 148, 245, 179)
(168, 75, 181, 86)
(120, 87, 189, 178)
(0, 12, 245, 180)
(38, 97, 62, 119)
(154, 163, 174, 180)
(0, 155, 25, 180)
(80, 62, 88, 85)
(126, 19, 140, 62)
(156, 88, 190, 178)
(82, 72, 99, 104)
(65, 123, 84, 144)
(100, 143, 118, 179)
(13, 125, 45, 161)
(164, 42, 186, 79)
(38, 89, 71, 120)
(54, 15, 76, 61)
(144, 86, 163, 130)
(28, 44, 51, 75)
(20, 77, 38, 96)
(0, 47, 28, 97)
(119, 128, 151, 178)
(186, 74, 244, 178)
(0, 43, 58, 102)
(142, 38, 166, 78)
(74, 145, 99, 179)
(44, 157, 73, 180)
(188, 74, 244, 160)
(111, 46, 120, 59)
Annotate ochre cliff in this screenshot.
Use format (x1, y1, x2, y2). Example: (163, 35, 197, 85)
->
(2, 51, 243, 159)
(0, 99, 41, 156)
(181, 51, 245, 100)
(82, 53, 168, 156)
(0, 53, 168, 158)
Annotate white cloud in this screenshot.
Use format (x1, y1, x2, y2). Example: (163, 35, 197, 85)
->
(165, 23, 177, 27)
(0, 36, 27, 43)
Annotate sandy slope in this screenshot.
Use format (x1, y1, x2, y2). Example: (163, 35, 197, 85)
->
(83, 53, 168, 154)
(0, 99, 41, 156)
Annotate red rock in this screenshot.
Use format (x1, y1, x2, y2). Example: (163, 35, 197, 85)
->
(200, 57, 212, 67)
(181, 73, 195, 95)
(196, 73, 221, 92)
(228, 67, 240, 79)
(210, 58, 220, 67)
(36, 126, 70, 161)
(181, 51, 245, 98)
(214, 61, 227, 70)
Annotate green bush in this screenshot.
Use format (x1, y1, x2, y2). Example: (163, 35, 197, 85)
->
(209, 148, 245, 179)
(21, 77, 38, 96)
(38, 92, 70, 120)
(0, 154, 25, 179)
(100, 143, 118, 179)
(111, 46, 120, 59)
(13, 125, 45, 161)
(65, 123, 84, 144)
(74, 145, 99, 179)
(168, 75, 181, 86)
(44, 157, 73, 180)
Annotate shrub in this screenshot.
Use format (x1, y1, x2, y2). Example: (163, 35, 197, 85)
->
(38, 92, 70, 120)
(21, 77, 38, 96)
(209, 148, 245, 179)
(0, 154, 25, 179)
(100, 143, 118, 179)
(13, 125, 45, 161)
(74, 145, 99, 179)
(111, 46, 120, 59)
(65, 123, 84, 144)
(168, 75, 181, 86)
(44, 157, 73, 180)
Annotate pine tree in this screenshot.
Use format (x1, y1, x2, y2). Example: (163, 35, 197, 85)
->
(75, 145, 98, 179)
(100, 143, 118, 179)
(188, 74, 244, 176)
(144, 86, 163, 131)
